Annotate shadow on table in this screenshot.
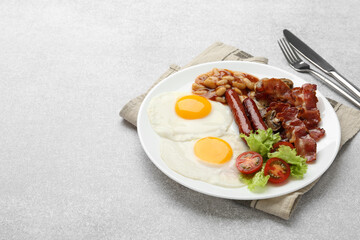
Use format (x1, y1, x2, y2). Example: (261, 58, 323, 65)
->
(138, 149, 284, 223)
(121, 117, 353, 223)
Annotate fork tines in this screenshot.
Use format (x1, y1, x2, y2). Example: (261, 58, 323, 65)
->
(278, 38, 301, 64)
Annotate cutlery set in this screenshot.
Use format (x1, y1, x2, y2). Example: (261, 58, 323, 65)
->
(279, 29, 360, 108)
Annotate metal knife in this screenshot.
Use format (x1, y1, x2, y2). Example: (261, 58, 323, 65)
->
(283, 29, 360, 101)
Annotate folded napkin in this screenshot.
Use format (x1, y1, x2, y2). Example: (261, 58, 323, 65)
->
(120, 42, 360, 220)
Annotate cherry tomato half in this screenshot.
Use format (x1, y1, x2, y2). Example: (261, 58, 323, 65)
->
(264, 158, 290, 184)
(236, 151, 263, 174)
(271, 141, 294, 152)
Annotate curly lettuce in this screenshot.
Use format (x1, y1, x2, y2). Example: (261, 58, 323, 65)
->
(240, 128, 281, 158)
(268, 145, 307, 178)
(239, 165, 270, 191)
(239, 129, 308, 191)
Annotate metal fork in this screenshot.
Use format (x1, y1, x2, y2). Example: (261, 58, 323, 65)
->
(278, 38, 360, 109)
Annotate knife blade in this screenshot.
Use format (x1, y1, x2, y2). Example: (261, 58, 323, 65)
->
(283, 29, 335, 73)
(284, 29, 360, 100)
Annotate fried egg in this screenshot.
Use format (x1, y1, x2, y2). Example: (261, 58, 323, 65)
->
(160, 133, 247, 187)
(147, 92, 233, 141)
(147, 91, 248, 187)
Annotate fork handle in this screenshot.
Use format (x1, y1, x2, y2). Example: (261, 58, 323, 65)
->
(328, 71, 360, 101)
(309, 70, 360, 109)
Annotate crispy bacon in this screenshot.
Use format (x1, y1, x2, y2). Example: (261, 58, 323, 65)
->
(291, 83, 323, 135)
(295, 135, 317, 163)
(299, 108, 321, 129)
(292, 84, 318, 110)
(268, 102, 317, 163)
(255, 78, 326, 162)
(256, 79, 319, 110)
(267, 102, 289, 113)
(255, 78, 293, 103)
(309, 128, 326, 142)
(258, 79, 324, 132)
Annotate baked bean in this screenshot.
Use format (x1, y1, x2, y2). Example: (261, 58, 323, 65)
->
(232, 81, 246, 89)
(216, 86, 226, 96)
(192, 68, 260, 103)
(197, 74, 209, 82)
(232, 71, 241, 76)
(193, 90, 208, 95)
(243, 78, 255, 90)
(233, 87, 242, 95)
(203, 77, 217, 89)
(239, 95, 247, 102)
(222, 75, 234, 81)
(212, 68, 220, 76)
(192, 83, 205, 90)
(215, 97, 226, 103)
(249, 91, 256, 98)
(216, 79, 228, 86)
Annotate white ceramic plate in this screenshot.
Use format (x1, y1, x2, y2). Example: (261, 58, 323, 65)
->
(137, 61, 341, 200)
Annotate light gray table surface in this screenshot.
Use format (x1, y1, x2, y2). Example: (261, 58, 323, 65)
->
(0, 1, 359, 239)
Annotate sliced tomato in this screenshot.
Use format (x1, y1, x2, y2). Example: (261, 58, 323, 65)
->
(236, 151, 263, 174)
(271, 141, 294, 152)
(264, 158, 290, 184)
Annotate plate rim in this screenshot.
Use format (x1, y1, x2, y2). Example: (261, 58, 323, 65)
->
(137, 60, 341, 200)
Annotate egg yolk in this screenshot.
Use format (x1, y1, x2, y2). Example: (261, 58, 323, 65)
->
(194, 137, 233, 164)
(175, 95, 212, 119)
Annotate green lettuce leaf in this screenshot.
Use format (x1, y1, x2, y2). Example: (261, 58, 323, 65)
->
(268, 145, 307, 178)
(240, 129, 281, 158)
(239, 165, 270, 191)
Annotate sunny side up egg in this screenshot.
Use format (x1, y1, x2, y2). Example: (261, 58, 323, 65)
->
(147, 92, 233, 141)
(147, 92, 248, 188)
(161, 134, 247, 187)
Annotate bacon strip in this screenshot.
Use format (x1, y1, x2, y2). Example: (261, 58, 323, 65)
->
(309, 128, 326, 142)
(293, 84, 318, 110)
(257, 79, 326, 163)
(256, 79, 325, 139)
(255, 78, 293, 103)
(269, 102, 317, 163)
(295, 135, 317, 163)
(292, 84, 323, 135)
(254, 78, 326, 162)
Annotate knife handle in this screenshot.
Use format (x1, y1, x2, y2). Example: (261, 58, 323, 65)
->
(328, 71, 360, 101)
(309, 70, 360, 109)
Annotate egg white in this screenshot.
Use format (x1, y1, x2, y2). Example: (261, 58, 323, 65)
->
(147, 92, 233, 142)
(160, 132, 248, 188)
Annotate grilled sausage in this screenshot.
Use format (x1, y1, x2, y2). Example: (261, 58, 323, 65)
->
(225, 89, 253, 136)
(243, 97, 267, 131)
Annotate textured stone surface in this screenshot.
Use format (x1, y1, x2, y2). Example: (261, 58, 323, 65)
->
(0, 0, 359, 239)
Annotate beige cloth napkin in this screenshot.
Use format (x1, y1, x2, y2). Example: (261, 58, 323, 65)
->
(120, 42, 360, 220)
